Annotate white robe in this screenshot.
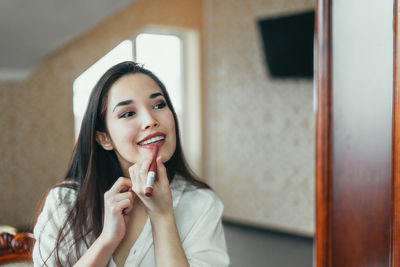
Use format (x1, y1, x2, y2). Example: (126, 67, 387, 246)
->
(33, 176, 230, 267)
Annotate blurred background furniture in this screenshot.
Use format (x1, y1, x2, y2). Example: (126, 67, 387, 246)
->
(0, 226, 34, 267)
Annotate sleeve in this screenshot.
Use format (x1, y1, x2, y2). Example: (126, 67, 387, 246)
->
(32, 187, 77, 267)
(180, 190, 230, 267)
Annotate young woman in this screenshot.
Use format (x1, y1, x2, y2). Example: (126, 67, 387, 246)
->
(33, 61, 229, 267)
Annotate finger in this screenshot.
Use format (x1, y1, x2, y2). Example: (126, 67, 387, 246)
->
(113, 191, 135, 203)
(123, 203, 134, 215)
(129, 188, 136, 197)
(129, 165, 141, 192)
(117, 199, 132, 212)
(110, 199, 132, 216)
(128, 159, 147, 183)
(139, 154, 154, 182)
(156, 155, 168, 184)
(109, 177, 132, 194)
(122, 192, 135, 215)
(130, 181, 145, 197)
(129, 155, 153, 188)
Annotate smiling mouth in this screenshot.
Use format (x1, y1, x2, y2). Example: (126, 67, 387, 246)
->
(138, 136, 165, 146)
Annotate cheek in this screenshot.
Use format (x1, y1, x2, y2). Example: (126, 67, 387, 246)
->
(110, 122, 139, 145)
(163, 111, 175, 131)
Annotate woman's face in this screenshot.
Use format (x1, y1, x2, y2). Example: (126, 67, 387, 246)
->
(96, 73, 176, 174)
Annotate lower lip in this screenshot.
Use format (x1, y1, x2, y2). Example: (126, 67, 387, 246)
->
(138, 139, 166, 149)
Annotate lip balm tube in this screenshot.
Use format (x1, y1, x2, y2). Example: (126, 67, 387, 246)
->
(145, 145, 158, 197)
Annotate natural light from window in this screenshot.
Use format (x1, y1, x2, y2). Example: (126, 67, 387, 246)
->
(73, 40, 133, 138)
(135, 33, 183, 123)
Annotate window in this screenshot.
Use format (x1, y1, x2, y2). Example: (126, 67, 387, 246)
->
(73, 40, 133, 138)
(135, 33, 183, 124)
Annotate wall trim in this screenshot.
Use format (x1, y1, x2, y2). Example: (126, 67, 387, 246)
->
(392, 0, 400, 265)
(222, 219, 314, 240)
(315, 0, 333, 266)
(0, 68, 31, 82)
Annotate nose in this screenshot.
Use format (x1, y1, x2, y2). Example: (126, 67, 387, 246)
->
(141, 110, 159, 130)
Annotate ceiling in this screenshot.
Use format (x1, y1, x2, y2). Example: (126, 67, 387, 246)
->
(0, 0, 134, 81)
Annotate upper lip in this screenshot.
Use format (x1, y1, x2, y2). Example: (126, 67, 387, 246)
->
(137, 132, 166, 144)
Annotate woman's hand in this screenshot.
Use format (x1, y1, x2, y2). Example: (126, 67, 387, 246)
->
(129, 154, 190, 267)
(129, 154, 173, 219)
(100, 177, 136, 247)
(130, 154, 190, 267)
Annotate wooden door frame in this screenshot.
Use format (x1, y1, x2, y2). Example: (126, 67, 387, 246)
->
(315, 0, 333, 266)
(393, 0, 400, 265)
(316, 0, 400, 266)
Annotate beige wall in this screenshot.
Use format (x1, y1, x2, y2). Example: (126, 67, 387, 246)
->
(204, 0, 315, 236)
(0, 0, 203, 228)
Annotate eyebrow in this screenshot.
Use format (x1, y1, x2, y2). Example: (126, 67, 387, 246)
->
(112, 92, 164, 112)
(113, 100, 133, 112)
(150, 92, 163, 99)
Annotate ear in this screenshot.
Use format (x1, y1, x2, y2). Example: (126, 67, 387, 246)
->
(95, 131, 114, 150)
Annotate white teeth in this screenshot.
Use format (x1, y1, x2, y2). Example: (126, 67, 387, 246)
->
(138, 136, 165, 145)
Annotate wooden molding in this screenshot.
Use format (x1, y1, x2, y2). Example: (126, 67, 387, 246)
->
(393, 0, 400, 265)
(315, 0, 333, 266)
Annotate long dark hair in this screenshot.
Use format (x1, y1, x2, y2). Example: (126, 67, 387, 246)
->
(37, 61, 209, 266)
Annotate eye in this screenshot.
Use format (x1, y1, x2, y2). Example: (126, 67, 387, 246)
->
(154, 101, 167, 110)
(119, 111, 136, 118)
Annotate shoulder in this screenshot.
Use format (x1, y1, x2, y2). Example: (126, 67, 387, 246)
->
(184, 187, 224, 215)
(45, 181, 79, 208)
(172, 176, 224, 217)
(33, 181, 79, 265)
(184, 185, 222, 205)
(36, 181, 79, 226)
(171, 178, 225, 244)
